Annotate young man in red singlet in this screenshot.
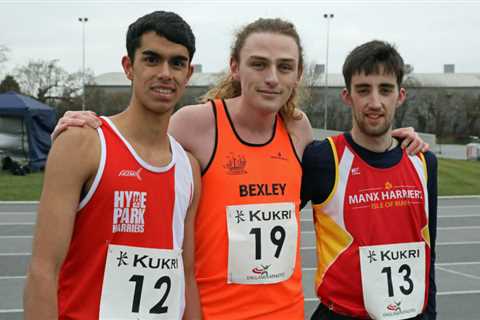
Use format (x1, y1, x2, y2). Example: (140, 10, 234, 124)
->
(24, 11, 202, 320)
(50, 19, 427, 319)
(302, 40, 437, 320)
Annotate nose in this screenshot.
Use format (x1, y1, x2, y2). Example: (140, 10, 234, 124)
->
(264, 66, 279, 87)
(155, 61, 172, 80)
(369, 90, 382, 109)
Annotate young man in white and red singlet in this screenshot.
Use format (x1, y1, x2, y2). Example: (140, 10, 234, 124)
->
(302, 40, 437, 320)
(24, 11, 202, 320)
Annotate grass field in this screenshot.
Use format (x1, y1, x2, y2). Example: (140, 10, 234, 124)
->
(0, 158, 479, 200)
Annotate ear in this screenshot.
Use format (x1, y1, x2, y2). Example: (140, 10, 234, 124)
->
(122, 55, 134, 81)
(185, 64, 194, 84)
(230, 57, 240, 81)
(341, 88, 353, 107)
(397, 87, 407, 108)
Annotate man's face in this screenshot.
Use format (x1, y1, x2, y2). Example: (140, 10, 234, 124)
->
(342, 68, 406, 138)
(230, 32, 301, 114)
(122, 32, 193, 115)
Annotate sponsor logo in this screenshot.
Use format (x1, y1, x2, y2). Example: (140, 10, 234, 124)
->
(223, 153, 247, 175)
(383, 300, 416, 318)
(114, 250, 178, 270)
(246, 264, 285, 281)
(112, 191, 147, 233)
(118, 168, 143, 181)
(270, 152, 287, 161)
(386, 301, 401, 312)
(385, 181, 393, 190)
(252, 264, 271, 276)
(351, 167, 361, 175)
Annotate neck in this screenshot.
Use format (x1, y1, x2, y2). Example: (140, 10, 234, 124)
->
(350, 127, 396, 153)
(111, 101, 171, 149)
(226, 96, 277, 143)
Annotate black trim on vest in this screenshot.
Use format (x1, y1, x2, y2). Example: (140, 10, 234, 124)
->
(222, 99, 277, 147)
(279, 113, 302, 166)
(200, 100, 218, 176)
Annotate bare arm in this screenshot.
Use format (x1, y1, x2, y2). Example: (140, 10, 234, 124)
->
(169, 103, 215, 171)
(24, 127, 99, 319)
(285, 110, 314, 160)
(182, 153, 202, 320)
(51, 110, 101, 141)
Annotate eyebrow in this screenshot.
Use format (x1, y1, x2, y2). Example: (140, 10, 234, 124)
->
(354, 83, 395, 89)
(141, 49, 189, 62)
(248, 56, 296, 63)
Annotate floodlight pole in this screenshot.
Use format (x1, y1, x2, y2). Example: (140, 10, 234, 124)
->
(323, 13, 334, 130)
(78, 17, 88, 111)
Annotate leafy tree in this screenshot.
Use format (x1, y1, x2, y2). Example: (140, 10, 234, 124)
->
(0, 75, 21, 93)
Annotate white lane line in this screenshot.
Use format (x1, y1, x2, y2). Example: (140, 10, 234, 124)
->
(438, 241, 480, 245)
(437, 266, 480, 280)
(0, 276, 26, 280)
(0, 252, 31, 256)
(300, 214, 480, 222)
(438, 226, 480, 230)
(0, 212, 35, 215)
(300, 241, 480, 248)
(304, 290, 480, 301)
(0, 222, 34, 226)
(0, 309, 23, 313)
(302, 262, 480, 271)
(439, 205, 480, 209)
(437, 290, 480, 295)
(439, 214, 480, 218)
(300, 226, 480, 234)
(0, 236, 32, 239)
(437, 261, 480, 266)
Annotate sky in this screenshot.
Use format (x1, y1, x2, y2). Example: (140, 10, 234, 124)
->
(1, 0, 480, 79)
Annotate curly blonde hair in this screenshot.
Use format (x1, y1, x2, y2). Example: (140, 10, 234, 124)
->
(201, 18, 304, 121)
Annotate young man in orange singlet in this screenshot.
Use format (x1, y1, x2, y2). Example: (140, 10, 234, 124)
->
(51, 19, 427, 319)
(24, 11, 202, 320)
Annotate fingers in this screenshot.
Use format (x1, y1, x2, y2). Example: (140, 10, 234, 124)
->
(64, 110, 101, 128)
(51, 111, 101, 142)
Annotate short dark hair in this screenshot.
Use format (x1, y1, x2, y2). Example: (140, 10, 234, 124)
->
(342, 40, 404, 91)
(126, 11, 195, 62)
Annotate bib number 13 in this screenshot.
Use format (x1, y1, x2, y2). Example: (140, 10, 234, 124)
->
(249, 226, 286, 260)
(381, 264, 414, 297)
(129, 275, 171, 314)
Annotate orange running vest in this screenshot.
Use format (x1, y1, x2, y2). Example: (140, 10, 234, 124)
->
(313, 134, 431, 318)
(57, 117, 193, 319)
(195, 100, 304, 319)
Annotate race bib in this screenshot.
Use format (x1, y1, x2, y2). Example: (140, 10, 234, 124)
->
(99, 244, 183, 320)
(226, 202, 297, 284)
(359, 242, 426, 320)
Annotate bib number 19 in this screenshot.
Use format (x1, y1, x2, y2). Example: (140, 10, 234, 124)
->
(249, 226, 286, 260)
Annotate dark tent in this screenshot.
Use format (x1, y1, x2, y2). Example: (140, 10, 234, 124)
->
(0, 91, 56, 170)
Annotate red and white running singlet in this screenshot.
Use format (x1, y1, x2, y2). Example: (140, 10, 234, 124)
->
(57, 116, 193, 320)
(313, 134, 431, 319)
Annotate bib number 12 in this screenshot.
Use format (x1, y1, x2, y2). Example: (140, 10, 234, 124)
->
(129, 275, 171, 314)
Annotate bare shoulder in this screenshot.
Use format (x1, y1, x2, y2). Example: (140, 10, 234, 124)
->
(285, 110, 314, 157)
(48, 126, 100, 177)
(169, 102, 215, 159)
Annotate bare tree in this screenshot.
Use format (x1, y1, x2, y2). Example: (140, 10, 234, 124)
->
(0, 45, 9, 75)
(14, 59, 93, 104)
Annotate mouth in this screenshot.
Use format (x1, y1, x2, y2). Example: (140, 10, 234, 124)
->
(257, 89, 282, 95)
(150, 86, 176, 98)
